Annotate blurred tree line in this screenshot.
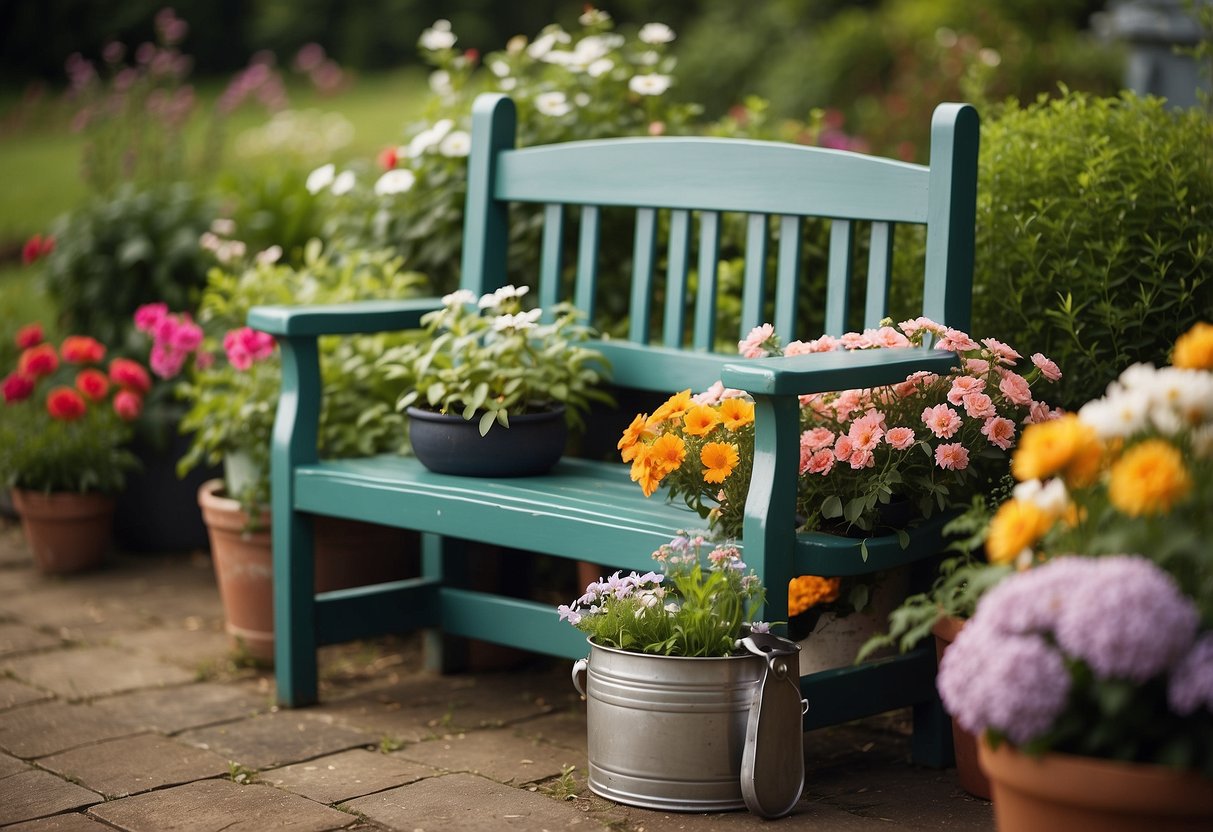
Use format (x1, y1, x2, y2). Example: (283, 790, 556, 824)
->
(3, 0, 1117, 119)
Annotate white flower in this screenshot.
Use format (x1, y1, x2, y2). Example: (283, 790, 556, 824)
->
(579, 8, 611, 26)
(1012, 478, 1069, 516)
(305, 163, 335, 194)
(527, 29, 570, 60)
(638, 22, 675, 44)
(215, 240, 245, 264)
(439, 130, 471, 157)
(419, 19, 457, 51)
(499, 77, 517, 91)
(407, 118, 455, 158)
(480, 284, 530, 309)
(574, 92, 590, 107)
(628, 73, 672, 96)
(488, 59, 510, 78)
(535, 91, 571, 116)
(1078, 392, 1149, 439)
(198, 231, 221, 252)
(492, 309, 541, 332)
(331, 170, 356, 196)
(442, 289, 477, 307)
(587, 58, 614, 78)
(210, 218, 236, 236)
(428, 69, 453, 97)
(638, 49, 660, 66)
(374, 168, 416, 196)
(255, 245, 282, 265)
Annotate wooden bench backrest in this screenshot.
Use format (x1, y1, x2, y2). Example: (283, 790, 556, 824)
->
(460, 93, 979, 392)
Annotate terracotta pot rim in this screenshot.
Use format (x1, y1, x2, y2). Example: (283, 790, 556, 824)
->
(197, 479, 270, 531)
(930, 613, 966, 643)
(978, 737, 1213, 812)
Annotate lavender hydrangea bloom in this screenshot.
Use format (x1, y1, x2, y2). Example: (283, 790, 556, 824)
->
(1168, 633, 1213, 716)
(973, 556, 1093, 635)
(938, 619, 1071, 745)
(1054, 556, 1198, 683)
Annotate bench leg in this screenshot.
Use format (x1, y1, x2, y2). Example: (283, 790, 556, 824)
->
(274, 509, 317, 707)
(910, 690, 955, 768)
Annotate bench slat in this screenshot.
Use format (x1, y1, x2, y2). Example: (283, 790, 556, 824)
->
(692, 211, 721, 350)
(629, 208, 657, 343)
(864, 221, 894, 329)
(663, 209, 693, 347)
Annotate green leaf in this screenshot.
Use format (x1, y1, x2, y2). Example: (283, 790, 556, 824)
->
(821, 495, 844, 519)
(478, 410, 496, 436)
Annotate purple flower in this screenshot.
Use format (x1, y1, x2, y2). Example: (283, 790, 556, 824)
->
(973, 557, 1093, 635)
(1168, 633, 1213, 716)
(556, 604, 581, 625)
(748, 621, 771, 634)
(938, 619, 1070, 745)
(1054, 556, 1198, 682)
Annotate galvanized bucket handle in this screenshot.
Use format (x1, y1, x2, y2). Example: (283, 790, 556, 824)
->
(738, 632, 808, 819)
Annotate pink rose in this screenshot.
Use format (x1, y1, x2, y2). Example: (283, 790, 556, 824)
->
(1031, 352, 1062, 382)
(947, 375, 985, 405)
(934, 443, 969, 470)
(998, 371, 1033, 406)
(885, 426, 916, 450)
(806, 448, 835, 475)
(982, 416, 1016, 450)
(834, 434, 855, 462)
(962, 391, 996, 419)
(801, 427, 835, 451)
(849, 448, 875, 469)
(921, 403, 962, 439)
(982, 337, 1022, 366)
(938, 328, 980, 352)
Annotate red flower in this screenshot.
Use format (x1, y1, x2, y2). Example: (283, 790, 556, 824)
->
(61, 335, 106, 364)
(75, 368, 110, 401)
(108, 357, 151, 394)
(113, 389, 143, 421)
(46, 386, 87, 421)
(21, 233, 54, 265)
(17, 343, 59, 378)
(378, 146, 398, 170)
(14, 323, 44, 349)
(1, 372, 34, 403)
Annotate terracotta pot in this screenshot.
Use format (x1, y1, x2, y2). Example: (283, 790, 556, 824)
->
(11, 488, 115, 574)
(197, 480, 418, 663)
(979, 739, 1213, 832)
(932, 614, 991, 800)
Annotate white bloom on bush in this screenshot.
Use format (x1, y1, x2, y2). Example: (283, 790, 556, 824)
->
(255, 245, 283, 265)
(331, 170, 356, 196)
(588, 57, 614, 78)
(638, 22, 675, 44)
(407, 119, 454, 157)
(629, 73, 672, 96)
(535, 91, 572, 116)
(638, 50, 660, 66)
(1011, 478, 1069, 516)
(479, 284, 530, 309)
(488, 59, 510, 78)
(499, 77, 517, 91)
(527, 29, 570, 60)
(492, 309, 542, 332)
(574, 92, 590, 107)
(429, 69, 453, 97)
(439, 130, 471, 157)
(199, 231, 221, 252)
(305, 163, 335, 194)
(580, 8, 611, 26)
(979, 48, 1002, 67)
(215, 240, 246, 264)
(443, 289, 477, 307)
(375, 168, 416, 196)
(419, 19, 457, 51)
(210, 218, 236, 236)
(1078, 392, 1149, 439)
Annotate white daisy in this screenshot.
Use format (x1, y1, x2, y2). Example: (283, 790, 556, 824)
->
(374, 168, 416, 196)
(419, 20, 457, 51)
(535, 91, 571, 116)
(439, 130, 471, 158)
(628, 73, 672, 96)
(305, 163, 335, 194)
(331, 170, 356, 196)
(637, 22, 675, 44)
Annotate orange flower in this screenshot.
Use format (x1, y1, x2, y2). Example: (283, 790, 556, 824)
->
(648, 389, 693, 426)
(788, 575, 842, 616)
(985, 498, 1051, 565)
(617, 413, 654, 462)
(1107, 438, 1191, 517)
(701, 441, 739, 483)
(719, 397, 755, 431)
(60, 335, 106, 364)
(1172, 321, 1213, 370)
(1011, 414, 1102, 488)
(682, 404, 721, 437)
(649, 433, 687, 476)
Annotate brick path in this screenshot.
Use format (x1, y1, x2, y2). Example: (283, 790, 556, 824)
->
(0, 520, 993, 830)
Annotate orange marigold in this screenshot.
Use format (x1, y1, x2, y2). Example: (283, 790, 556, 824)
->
(648, 389, 693, 426)
(1011, 414, 1102, 487)
(700, 441, 739, 484)
(1171, 321, 1213, 370)
(617, 413, 653, 462)
(1107, 438, 1192, 517)
(682, 404, 722, 437)
(788, 575, 842, 617)
(985, 498, 1052, 565)
(719, 397, 755, 431)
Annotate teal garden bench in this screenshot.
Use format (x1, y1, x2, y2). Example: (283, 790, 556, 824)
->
(248, 93, 978, 765)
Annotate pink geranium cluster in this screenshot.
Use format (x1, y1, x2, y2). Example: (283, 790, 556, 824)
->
(134, 303, 275, 377)
(718, 317, 1063, 535)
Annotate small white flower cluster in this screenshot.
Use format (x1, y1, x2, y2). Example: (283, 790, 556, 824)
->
(305, 163, 356, 196)
(1078, 362, 1213, 445)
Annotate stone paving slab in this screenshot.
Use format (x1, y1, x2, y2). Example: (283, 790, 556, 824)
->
(177, 709, 377, 771)
(88, 778, 355, 832)
(0, 749, 28, 777)
(263, 748, 435, 804)
(346, 771, 596, 831)
(89, 681, 268, 735)
(106, 626, 233, 671)
(0, 621, 62, 657)
(0, 588, 150, 643)
(511, 709, 590, 755)
(38, 733, 232, 798)
(0, 768, 102, 826)
(2, 644, 196, 701)
(1, 813, 116, 831)
(0, 700, 143, 759)
(0, 676, 54, 711)
(396, 726, 581, 786)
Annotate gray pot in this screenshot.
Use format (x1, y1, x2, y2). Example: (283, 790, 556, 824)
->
(573, 637, 804, 815)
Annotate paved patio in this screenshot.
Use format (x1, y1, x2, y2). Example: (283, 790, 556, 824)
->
(0, 519, 993, 830)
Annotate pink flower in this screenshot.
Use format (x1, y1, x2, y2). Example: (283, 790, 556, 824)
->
(982, 416, 1016, 450)
(935, 443, 969, 470)
(150, 342, 188, 379)
(982, 337, 1022, 365)
(833, 389, 866, 420)
(848, 411, 886, 451)
(1027, 401, 1061, 424)
(223, 327, 276, 371)
(962, 391, 996, 419)
(2, 372, 34, 402)
(134, 303, 168, 333)
(801, 427, 835, 451)
(839, 331, 871, 349)
(849, 448, 875, 469)
(113, 389, 143, 421)
(802, 335, 839, 353)
(885, 426, 916, 450)
(898, 316, 944, 339)
(169, 317, 204, 352)
(868, 326, 911, 349)
(964, 358, 990, 375)
(998, 371, 1033, 406)
(738, 323, 776, 358)
(833, 434, 855, 462)
(922, 403, 961, 439)
(938, 328, 980, 352)
(947, 375, 985, 405)
(806, 448, 835, 475)
(1031, 353, 1062, 382)
(893, 370, 939, 398)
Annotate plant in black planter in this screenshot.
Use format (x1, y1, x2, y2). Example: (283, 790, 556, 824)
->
(379, 285, 611, 476)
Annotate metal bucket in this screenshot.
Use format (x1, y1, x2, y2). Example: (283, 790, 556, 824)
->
(572, 641, 767, 812)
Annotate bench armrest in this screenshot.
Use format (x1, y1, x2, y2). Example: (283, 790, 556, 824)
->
(721, 347, 958, 396)
(248, 298, 444, 338)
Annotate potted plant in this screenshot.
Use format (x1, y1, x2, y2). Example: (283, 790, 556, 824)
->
(148, 238, 431, 661)
(619, 316, 1061, 668)
(0, 322, 148, 573)
(560, 532, 804, 817)
(379, 284, 612, 476)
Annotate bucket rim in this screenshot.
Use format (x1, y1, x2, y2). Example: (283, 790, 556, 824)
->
(585, 637, 758, 663)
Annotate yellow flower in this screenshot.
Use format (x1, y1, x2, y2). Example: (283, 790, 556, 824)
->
(985, 498, 1052, 565)
(617, 413, 654, 463)
(788, 575, 842, 617)
(682, 405, 722, 437)
(719, 397, 755, 431)
(1172, 321, 1213, 370)
(648, 389, 693, 426)
(1012, 414, 1103, 487)
(701, 441, 739, 483)
(1107, 438, 1192, 517)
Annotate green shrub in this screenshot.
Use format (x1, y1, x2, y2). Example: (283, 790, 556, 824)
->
(969, 90, 1213, 410)
(41, 181, 218, 348)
